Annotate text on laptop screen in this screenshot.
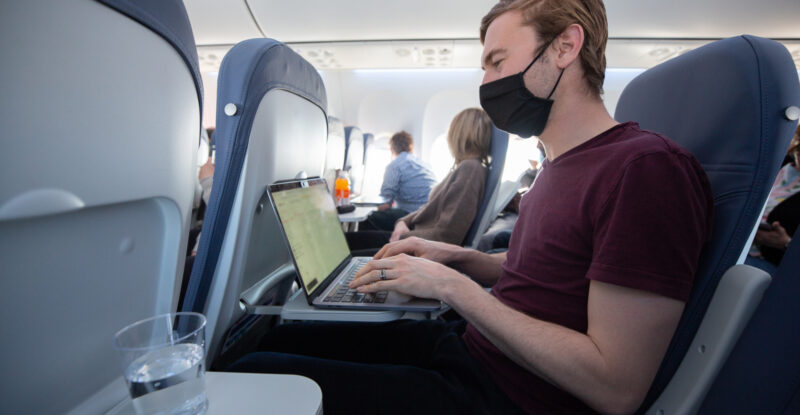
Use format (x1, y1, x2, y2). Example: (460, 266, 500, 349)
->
(271, 183, 351, 294)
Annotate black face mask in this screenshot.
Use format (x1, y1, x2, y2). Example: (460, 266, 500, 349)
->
(479, 44, 564, 138)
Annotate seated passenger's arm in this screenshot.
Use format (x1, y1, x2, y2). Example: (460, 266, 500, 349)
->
(443, 278, 683, 415)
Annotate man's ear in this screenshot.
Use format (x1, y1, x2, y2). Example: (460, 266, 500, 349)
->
(553, 23, 584, 69)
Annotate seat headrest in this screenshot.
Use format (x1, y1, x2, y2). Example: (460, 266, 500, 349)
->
(98, 0, 203, 109)
(216, 39, 327, 131)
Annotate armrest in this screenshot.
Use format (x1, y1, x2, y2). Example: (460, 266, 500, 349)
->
(645, 264, 771, 415)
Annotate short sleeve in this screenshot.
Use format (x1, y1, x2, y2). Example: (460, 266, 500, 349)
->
(587, 152, 713, 301)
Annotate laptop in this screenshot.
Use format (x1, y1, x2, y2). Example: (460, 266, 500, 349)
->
(267, 177, 442, 311)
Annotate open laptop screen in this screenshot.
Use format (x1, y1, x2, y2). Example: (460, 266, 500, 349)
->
(270, 180, 351, 295)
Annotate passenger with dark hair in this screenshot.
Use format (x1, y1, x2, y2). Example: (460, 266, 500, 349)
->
(360, 131, 436, 231)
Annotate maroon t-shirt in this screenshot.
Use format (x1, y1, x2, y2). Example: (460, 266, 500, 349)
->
(463, 122, 713, 414)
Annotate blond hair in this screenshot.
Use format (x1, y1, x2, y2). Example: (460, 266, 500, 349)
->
(480, 0, 608, 96)
(448, 108, 492, 165)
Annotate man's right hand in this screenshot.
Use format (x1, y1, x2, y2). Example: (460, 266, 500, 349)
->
(374, 236, 462, 264)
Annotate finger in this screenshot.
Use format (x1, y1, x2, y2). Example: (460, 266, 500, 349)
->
(350, 268, 392, 288)
(373, 243, 390, 259)
(350, 269, 377, 288)
(354, 257, 395, 280)
(354, 260, 377, 278)
(380, 240, 410, 259)
(356, 279, 399, 294)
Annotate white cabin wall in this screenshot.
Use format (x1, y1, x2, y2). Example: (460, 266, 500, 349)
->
(319, 68, 649, 169)
(603, 68, 646, 118)
(320, 68, 484, 165)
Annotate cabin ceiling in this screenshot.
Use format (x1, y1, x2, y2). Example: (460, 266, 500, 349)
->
(186, 0, 800, 72)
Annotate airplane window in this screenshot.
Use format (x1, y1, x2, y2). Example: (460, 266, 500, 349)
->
(502, 135, 542, 183)
(361, 133, 393, 199)
(429, 133, 455, 182)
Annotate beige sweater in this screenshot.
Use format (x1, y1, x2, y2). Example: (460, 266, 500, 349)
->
(399, 158, 487, 245)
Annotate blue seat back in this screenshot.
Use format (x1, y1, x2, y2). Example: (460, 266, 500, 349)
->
(0, 1, 202, 413)
(700, 237, 800, 413)
(344, 126, 366, 195)
(363, 132, 375, 165)
(182, 39, 328, 367)
(463, 126, 509, 248)
(613, 35, 800, 412)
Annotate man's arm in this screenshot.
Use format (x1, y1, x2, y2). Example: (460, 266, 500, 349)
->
(353, 256, 683, 415)
(445, 277, 682, 415)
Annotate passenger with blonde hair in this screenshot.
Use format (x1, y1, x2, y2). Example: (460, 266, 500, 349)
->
(391, 108, 492, 244)
(345, 107, 492, 253)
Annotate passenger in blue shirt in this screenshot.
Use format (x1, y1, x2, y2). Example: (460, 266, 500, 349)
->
(362, 131, 437, 231)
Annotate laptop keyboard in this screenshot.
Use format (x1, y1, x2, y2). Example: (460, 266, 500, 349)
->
(323, 259, 388, 304)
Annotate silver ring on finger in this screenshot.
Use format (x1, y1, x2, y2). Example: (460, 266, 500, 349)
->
(379, 269, 387, 281)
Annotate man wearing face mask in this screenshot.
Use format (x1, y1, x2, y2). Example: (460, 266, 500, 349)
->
(230, 1, 714, 414)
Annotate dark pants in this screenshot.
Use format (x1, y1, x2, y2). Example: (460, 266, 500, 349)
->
(360, 208, 409, 231)
(345, 230, 392, 256)
(227, 319, 523, 415)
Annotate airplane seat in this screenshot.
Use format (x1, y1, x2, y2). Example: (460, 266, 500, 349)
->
(699, 238, 800, 414)
(325, 116, 346, 193)
(612, 35, 800, 414)
(0, 1, 202, 414)
(462, 126, 509, 248)
(344, 126, 366, 196)
(181, 38, 328, 371)
(362, 132, 375, 166)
